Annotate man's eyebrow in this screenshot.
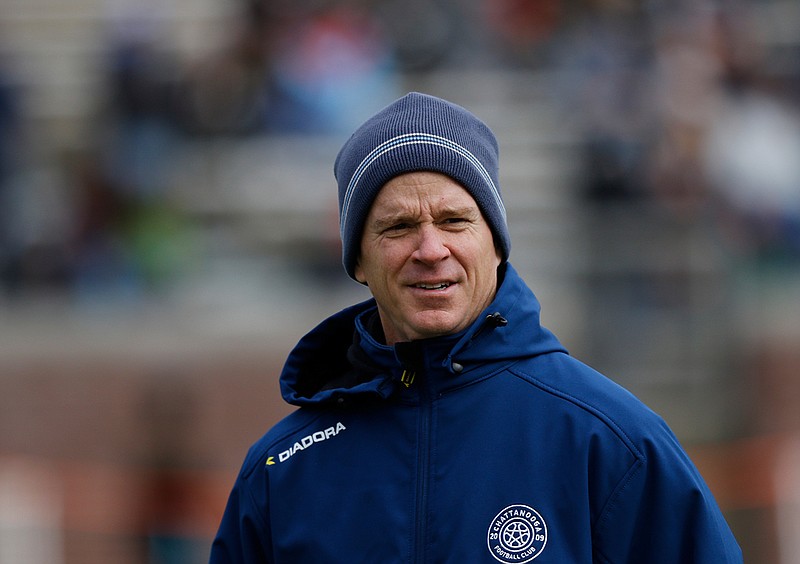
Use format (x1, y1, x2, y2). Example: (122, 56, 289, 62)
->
(371, 206, 480, 229)
(440, 206, 479, 218)
(370, 212, 415, 230)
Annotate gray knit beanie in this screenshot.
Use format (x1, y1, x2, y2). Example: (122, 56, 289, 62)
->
(334, 92, 511, 280)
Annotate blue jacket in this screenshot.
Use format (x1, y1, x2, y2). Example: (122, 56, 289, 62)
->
(210, 264, 742, 563)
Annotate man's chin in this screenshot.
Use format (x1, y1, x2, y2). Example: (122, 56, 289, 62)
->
(407, 313, 464, 341)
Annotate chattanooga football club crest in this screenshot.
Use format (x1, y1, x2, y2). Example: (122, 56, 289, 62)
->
(487, 504, 548, 563)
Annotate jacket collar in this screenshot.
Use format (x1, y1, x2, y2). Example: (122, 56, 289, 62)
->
(280, 263, 566, 406)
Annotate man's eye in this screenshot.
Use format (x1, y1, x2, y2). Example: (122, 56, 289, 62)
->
(386, 223, 411, 232)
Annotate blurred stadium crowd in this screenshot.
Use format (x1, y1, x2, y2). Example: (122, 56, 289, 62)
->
(0, 0, 798, 300)
(1, 0, 800, 562)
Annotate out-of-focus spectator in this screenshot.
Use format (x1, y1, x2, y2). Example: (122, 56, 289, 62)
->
(482, 0, 564, 66)
(66, 1, 200, 301)
(0, 63, 18, 187)
(373, 0, 460, 71)
(103, 25, 181, 199)
(1, 167, 75, 296)
(0, 60, 22, 294)
(179, 0, 400, 136)
(65, 150, 141, 302)
(177, 2, 273, 137)
(266, 2, 399, 134)
(548, 0, 656, 202)
(646, 9, 725, 216)
(704, 83, 800, 261)
(64, 145, 197, 303)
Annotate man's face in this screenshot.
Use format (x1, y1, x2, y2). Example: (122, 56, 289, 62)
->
(355, 171, 502, 345)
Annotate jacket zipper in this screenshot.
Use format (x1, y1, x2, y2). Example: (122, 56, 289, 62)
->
(414, 372, 432, 563)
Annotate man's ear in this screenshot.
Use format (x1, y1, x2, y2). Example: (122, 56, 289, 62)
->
(354, 260, 368, 285)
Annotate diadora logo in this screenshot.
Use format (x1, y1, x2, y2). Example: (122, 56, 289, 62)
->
(487, 504, 548, 563)
(266, 422, 346, 466)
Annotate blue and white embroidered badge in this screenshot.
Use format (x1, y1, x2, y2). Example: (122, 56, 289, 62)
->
(487, 504, 548, 563)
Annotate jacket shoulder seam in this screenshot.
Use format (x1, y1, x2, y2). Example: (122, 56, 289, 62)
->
(508, 366, 645, 461)
(508, 365, 651, 557)
(592, 456, 645, 560)
(241, 468, 273, 543)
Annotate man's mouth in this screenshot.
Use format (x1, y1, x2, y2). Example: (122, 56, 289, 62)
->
(414, 282, 452, 290)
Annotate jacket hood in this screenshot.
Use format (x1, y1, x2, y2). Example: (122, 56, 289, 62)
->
(279, 263, 566, 406)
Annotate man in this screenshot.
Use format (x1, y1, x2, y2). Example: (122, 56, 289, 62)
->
(210, 92, 742, 563)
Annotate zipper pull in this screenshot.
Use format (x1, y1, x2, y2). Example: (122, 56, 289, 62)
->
(486, 312, 508, 327)
(400, 370, 416, 388)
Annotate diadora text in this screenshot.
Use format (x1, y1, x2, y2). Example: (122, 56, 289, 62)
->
(277, 422, 346, 463)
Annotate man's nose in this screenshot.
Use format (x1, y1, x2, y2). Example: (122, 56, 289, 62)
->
(412, 225, 451, 264)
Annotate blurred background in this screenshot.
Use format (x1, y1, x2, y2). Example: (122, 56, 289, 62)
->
(0, 0, 799, 561)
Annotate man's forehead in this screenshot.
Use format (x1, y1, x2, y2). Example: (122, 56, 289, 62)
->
(371, 172, 479, 210)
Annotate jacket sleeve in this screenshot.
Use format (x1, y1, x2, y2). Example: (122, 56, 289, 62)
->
(592, 426, 742, 564)
(209, 468, 273, 564)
